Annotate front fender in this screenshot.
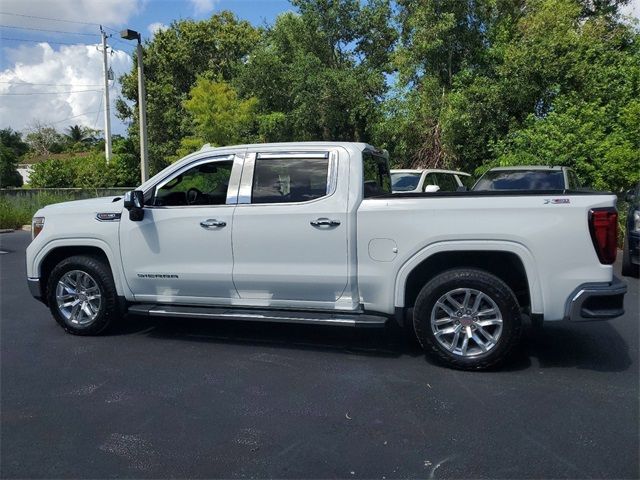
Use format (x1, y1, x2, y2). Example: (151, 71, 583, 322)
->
(29, 237, 131, 299)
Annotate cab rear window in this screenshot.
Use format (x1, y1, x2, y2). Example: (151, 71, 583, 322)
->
(363, 151, 392, 198)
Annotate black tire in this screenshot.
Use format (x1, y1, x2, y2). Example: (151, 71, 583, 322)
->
(621, 236, 639, 278)
(413, 268, 522, 370)
(46, 255, 122, 335)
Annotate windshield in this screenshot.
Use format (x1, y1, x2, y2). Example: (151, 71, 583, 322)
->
(391, 173, 421, 192)
(473, 170, 565, 191)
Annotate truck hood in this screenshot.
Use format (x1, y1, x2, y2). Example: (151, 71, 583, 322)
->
(40, 196, 124, 213)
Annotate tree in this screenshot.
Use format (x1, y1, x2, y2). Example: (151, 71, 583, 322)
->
(0, 128, 28, 187)
(64, 124, 98, 146)
(183, 78, 257, 147)
(237, 1, 396, 144)
(25, 121, 63, 156)
(117, 11, 261, 173)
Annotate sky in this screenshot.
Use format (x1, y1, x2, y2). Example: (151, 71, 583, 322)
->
(0, 0, 638, 137)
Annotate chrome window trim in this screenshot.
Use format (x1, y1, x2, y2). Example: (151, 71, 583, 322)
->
(239, 150, 336, 206)
(326, 150, 338, 195)
(148, 154, 237, 208)
(256, 152, 329, 160)
(226, 153, 245, 205)
(237, 152, 256, 205)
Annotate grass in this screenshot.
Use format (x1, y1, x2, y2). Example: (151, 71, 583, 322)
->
(0, 192, 76, 229)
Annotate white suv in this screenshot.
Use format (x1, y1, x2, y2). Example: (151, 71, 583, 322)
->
(391, 169, 471, 193)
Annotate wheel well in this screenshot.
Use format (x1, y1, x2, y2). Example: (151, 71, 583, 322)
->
(403, 251, 531, 311)
(39, 246, 111, 301)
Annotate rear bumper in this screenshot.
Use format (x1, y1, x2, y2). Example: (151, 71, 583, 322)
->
(564, 276, 627, 322)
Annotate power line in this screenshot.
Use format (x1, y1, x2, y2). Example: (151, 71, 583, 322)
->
(0, 81, 103, 87)
(0, 11, 104, 28)
(0, 24, 99, 36)
(93, 95, 104, 129)
(0, 36, 98, 46)
(0, 89, 103, 95)
(51, 108, 104, 125)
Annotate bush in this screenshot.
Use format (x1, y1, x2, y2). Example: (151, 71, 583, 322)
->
(27, 151, 139, 188)
(0, 192, 75, 229)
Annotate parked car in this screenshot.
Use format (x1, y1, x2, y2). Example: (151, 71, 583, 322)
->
(622, 183, 639, 277)
(472, 166, 582, 191)
(26, 142, 626, 370)
(391, 169, 471, 193)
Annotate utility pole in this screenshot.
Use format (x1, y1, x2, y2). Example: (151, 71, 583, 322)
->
(120, 28, 149, 183)
(100, 26, 112, 163)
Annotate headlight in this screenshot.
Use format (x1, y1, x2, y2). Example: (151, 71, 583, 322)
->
(32, 217, 45, 239)
(634, 210, 640, 232)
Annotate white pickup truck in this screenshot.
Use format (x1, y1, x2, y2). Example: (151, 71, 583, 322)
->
(26, 142, 627, 369)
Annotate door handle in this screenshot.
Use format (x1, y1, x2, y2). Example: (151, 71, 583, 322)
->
(310, 218, 341, 227)
(200, 219, 226, 228)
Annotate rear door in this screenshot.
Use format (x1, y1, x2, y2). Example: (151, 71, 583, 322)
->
(231, 149, 349, 307)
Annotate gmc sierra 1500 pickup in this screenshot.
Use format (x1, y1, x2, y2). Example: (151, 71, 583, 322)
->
(26, 142, 627, 369)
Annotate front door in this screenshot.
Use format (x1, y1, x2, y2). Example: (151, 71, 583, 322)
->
(119, 155, 241, 304)
(231, 150, 350, 308)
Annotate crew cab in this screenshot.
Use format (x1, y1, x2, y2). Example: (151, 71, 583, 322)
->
(26, 142, 627, 370)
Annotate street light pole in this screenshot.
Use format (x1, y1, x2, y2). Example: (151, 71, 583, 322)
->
(121, 29, 149, 183)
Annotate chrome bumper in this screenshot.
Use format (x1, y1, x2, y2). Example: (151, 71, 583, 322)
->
(564, 276, 627, 322)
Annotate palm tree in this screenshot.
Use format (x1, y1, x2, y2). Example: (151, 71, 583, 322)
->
(64, 125, 90, 144)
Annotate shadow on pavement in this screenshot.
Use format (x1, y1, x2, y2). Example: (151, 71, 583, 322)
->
(107, 312, 633, 372)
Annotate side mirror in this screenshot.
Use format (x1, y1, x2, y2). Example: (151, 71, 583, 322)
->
(123, 190, 145, 221)
(424, 184, 440, 193)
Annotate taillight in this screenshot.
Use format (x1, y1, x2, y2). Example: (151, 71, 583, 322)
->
(588, 208, 618, 264)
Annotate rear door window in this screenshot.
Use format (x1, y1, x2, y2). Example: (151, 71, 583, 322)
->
(252, 157, 329, 204)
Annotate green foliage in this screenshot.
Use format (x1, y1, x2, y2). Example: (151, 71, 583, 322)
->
(184, 78, 257, 146)
(0, 128, 27, 187)
(28, 150, 139, 189)
(0, 191, 103, 229)
(237, 2, 396, 143)
(28, 158, 76, 188)
(384, 0, 639, 193)
(117, 11, 261, 174)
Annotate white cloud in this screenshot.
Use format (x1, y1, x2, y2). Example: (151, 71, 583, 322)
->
(189, 0, 218, 16)
(620, 0, 640, 20)
(148, 22, 168, 36)
(0, 43, 132, 133)
(0, 0, 143, 30)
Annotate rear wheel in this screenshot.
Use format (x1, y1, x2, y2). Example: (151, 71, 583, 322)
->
(413, 268, 522, 370)
(46, 255, 122, 335)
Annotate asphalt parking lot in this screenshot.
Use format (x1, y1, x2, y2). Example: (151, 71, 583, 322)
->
(1, 230, 638, 479)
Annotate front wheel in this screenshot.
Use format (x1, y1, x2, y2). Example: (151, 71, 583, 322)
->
(46, 255, 122, 335)
(413, 269, 522, 370)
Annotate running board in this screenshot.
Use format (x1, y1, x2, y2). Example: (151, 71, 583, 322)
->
(127, 304, 389, 328)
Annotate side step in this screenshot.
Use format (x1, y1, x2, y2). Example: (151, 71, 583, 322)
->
(128, 304, 389, 328)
